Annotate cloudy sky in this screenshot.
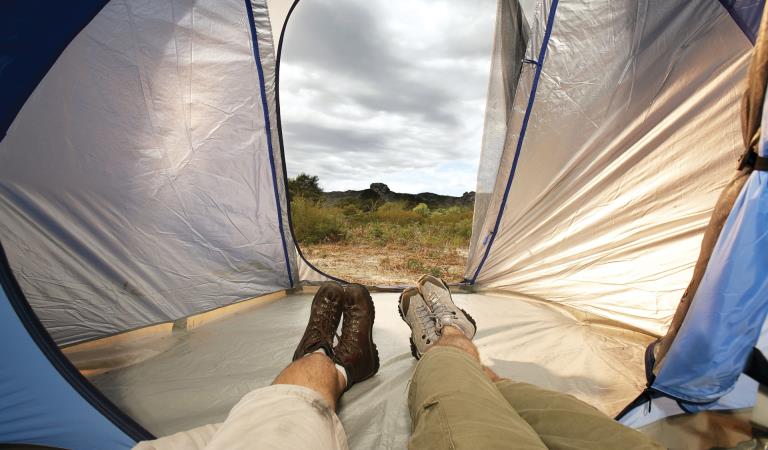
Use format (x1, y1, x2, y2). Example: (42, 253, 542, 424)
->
(278, 0, 498, 196)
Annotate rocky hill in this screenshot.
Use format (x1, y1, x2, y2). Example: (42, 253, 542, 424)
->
(324, 183, 475, 209)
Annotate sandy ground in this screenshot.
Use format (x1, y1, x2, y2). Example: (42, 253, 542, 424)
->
(301, 243, 468, 285)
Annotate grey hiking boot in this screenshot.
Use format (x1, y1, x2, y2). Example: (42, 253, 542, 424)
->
(398, 287, 440, 359)
(417, 275, 476, 339)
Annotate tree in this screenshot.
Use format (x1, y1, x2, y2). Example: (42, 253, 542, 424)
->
(288, 173, 323, 203)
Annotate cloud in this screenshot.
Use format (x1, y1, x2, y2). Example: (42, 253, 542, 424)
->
(279, 0, 497, 195)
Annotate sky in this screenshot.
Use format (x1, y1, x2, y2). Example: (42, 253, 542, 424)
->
(278, 0, 498, 196)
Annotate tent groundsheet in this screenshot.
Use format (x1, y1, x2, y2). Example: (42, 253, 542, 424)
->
(67, 291, 653, 448)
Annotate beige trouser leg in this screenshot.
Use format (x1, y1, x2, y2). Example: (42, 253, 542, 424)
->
(408, 347, 547, 450)
(494, 380, 664, 450)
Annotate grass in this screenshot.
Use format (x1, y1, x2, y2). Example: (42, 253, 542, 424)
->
(291, 198, 473, 284)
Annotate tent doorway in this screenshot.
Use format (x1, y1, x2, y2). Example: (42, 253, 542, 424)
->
(276, 0, 497, 285)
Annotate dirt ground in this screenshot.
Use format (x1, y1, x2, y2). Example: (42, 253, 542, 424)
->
(301, 243, 468, 286)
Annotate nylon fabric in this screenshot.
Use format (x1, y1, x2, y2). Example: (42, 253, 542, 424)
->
(0, 1, 109, 140)
(467, 0, 751, 335)
(0, 284, 136, 449)
(469, 0, 529, 261)
(0, 0, 294, 345)
(651, 85, 768, 405)
(719, 0, 766, 43)
(652, 0, 768, 379)
(266, 0, 294, 52)
(248, 0, 299, 287)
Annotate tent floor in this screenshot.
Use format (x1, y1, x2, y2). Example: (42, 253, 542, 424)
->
(68, 291, 718, 448)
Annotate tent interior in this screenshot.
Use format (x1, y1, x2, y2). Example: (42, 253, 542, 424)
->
(1, 0, 767, 449)
(60, 289, 754, 449)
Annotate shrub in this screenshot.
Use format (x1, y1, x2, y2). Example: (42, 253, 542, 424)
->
(429, 266, 443, 278)
(412, 203, 430, 217)
(288, 173, 323, 203)
(291, 197, 345, 244)
(406, 258, 424, 272)
(375, 201, 422, 225)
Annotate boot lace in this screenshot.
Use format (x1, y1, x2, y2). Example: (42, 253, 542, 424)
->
(308, 296, 337, 343)
(426, 292, 458, 334)
(415, 303, 441, 342)
(336, 303, 362, 356)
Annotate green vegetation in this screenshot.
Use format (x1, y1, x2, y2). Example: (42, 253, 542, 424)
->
(289, 196, 472, 247)
(287, 173, 323, 203)
(287, 174, 473, 284)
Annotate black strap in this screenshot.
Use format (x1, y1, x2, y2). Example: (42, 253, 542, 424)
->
(739, 149, 768, 171)
(757, 154, 768, 171)
(745, 347, 768, 385)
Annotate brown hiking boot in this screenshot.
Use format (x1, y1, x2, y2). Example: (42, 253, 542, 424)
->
(292, 281, 344, 361)
(333, 284, 379, 388)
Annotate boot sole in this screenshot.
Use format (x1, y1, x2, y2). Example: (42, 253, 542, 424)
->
(350, 290, 380, 388)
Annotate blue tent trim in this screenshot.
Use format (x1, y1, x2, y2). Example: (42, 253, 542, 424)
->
(469, 0, 560, 284)
(244, 0, 295, 287)
(650, 138, 768, 407)
(0, 1, 110, 142)
(0, 242, 153, 448)
(719, 0, 766, 43)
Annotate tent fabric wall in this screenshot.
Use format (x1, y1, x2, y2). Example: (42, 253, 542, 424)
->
(0, 0, 766, 447)
(0, 1, 110, 140)
(467, 0, 752, 336)
(650, 98, 768, 407)
(720, 0, 767, 43)
(247, 0, 299, 289)
(651, 0, 768, 387)
(469, 0, 529, 262)
(0, 0, 296, 345)
(0, 246, 143, 449)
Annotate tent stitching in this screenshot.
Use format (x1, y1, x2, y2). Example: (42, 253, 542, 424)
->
(244, 0, 295, 287)
(469, 0, 561, 284)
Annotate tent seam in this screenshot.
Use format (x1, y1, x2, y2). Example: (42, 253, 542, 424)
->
(717, 0, 764, 44)
(244, 0, 294, 287)
(470, 0, 561, 284)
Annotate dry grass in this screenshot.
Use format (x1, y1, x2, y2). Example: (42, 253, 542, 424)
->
(302, 243, 468, 286)
(292, 199, 472, 285)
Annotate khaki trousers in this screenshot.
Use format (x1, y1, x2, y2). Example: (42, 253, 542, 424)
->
(408, 347, 664, 450)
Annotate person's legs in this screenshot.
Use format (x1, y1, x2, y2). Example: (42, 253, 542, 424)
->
(137, 282, 358, 450)
(208, 282, 379, 450)
(400, 278, 662, 450)
(273, 352, 346, 410)
(492, 378, 664, 450)
(406, 323, 547, 450)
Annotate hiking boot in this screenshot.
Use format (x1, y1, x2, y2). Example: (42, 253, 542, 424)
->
(417, 275, 476, 339)
(398, 287, 440, 359)
(333, 284, 379, 388)
(292, 281, 344, 361)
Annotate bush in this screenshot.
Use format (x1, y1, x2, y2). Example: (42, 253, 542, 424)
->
(412, 203, 430, 217)
(291, 198, 473, 250)
(288, 173, 323, 203)
(291, 197, 345, 244)
(374, 202, 422, 225)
